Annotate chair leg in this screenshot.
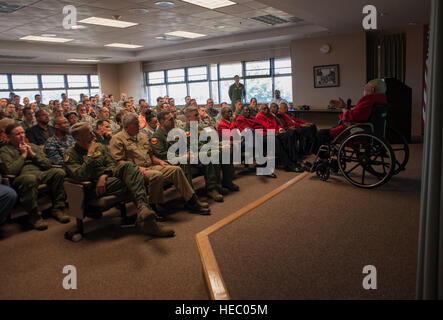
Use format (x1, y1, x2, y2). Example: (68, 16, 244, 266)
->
(76, 218, 84, 235)
(119, 203, 127, 219)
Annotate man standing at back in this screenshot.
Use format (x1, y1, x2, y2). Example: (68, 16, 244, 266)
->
(228, 75, 245, 110)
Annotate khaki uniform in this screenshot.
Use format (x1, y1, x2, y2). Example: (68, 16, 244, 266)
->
(0, 143, 66, 213)
(150, 126, 220, 191)
(64, 143, 149, 208)
(109, 130, 194, 204)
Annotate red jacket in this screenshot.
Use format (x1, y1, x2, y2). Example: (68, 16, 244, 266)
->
(255, 112, 281, 131)
(217, 119, 238, 139)
(277, 111, 306, 129)
(235, 115, 262, 132)
(330, 93, 388, 139)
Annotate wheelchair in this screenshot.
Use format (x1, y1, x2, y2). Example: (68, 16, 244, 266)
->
(310, 103, 409, 189)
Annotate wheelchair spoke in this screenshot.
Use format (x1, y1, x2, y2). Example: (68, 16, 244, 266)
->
(345, 162, 360, 175)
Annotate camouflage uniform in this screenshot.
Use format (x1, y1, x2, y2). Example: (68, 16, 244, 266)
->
(109, 130, 195, 204)
(199, 116, 217, 130)
(150, 127, 219, 192)
(0, 143, 66, 215)
(43, 135, 75, 165)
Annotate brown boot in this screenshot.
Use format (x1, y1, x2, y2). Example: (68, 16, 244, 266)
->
(207, 189, 223, 202)
(51, 208, 70, 224)
(142, 215, 175, 238)
(136, 206, 155, 224)
(28, 211, 48, 231)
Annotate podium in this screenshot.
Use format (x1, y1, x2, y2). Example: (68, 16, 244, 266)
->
(384, 78, 412, 143)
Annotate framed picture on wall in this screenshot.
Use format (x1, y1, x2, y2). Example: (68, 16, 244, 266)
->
(313, 64, 340, 88)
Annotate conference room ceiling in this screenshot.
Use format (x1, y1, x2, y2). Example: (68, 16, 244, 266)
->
(0, 0, 430, 64)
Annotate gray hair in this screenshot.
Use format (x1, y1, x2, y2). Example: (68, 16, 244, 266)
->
(122, 112, 138, 128)
(185, 106, 198, 118)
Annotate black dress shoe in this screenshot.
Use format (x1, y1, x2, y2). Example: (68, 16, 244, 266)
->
(222, 183, 240, 191)
(184, 202, 211, 215)
(266, 173, 277, 178)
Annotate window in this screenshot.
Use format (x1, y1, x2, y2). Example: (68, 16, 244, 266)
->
(219, 80, 232, 103)
(274, 76, 292, 103)
(67, 75, 88, 88)
(144, 57, 293, 105)
(274, 57, 292, 75)
(219, 62, 242, 79)
(167, 69, 185, 83)
(189, 82, 209, 104)
(246, 78, 273, 103)
(0, 74, 8, 90)
(67, 89, 85, 103)
(90, 75, 100, 88)
(188, 66, 207, 81)
(41, 90, 66, 104)
(148, 71, 165, 84)
(0, 73, 100, 103)
(149, 85, 167, 105)
(41, 75, 65, 89)
(12, 75, 38, 90)
(14, 91, 41, 101)
(90, 88, 101, 97)
(245, 60, 270, 76)
(168, 83, 187, 105)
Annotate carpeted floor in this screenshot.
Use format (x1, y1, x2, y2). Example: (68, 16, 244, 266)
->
(210, 143, 422, 299)
(0, 166, 302, 299)
(0, 144, 422, 300)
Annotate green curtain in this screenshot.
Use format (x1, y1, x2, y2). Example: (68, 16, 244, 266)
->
(366, 32, 406, 82)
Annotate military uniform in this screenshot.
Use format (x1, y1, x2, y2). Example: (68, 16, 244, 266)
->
(150, 126, 219, 193)
(109, 130, 195, 205)
(206, 107, 219, 119)
(43, 135, 75, 165)
(199, 116, 217, 130)
(64, 143, 146, 205)
(228, 82, 245, 108)
(0, 143, 66, 218)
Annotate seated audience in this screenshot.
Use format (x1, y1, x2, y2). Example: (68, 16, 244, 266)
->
(94, 120, 112, 146)
(109, 113, 210, 217)
(140, 111, 158, 139)
(64, 122, 174, 237)
(20, 107, 36, 131)
(44, 116, 75, 165)
(76, 104, 95, 127)
(98, 107, 119, 134)
(26, 110, 56, 146)
(205, 98, 219, 118)
(0, 180, 17, 229)
(169, 106, 185, 129)
(0, 123, 69, 230)
(248, 98, 259, 117)
(198, 106, 217, 130)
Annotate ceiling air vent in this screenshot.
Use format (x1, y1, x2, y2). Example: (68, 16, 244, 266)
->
(0, 54, 36, 59)
(203, 48, 221, 52)
(250, 14, 289, 26)
(289, 16, 304, 23)
(0, 2, 24, 13)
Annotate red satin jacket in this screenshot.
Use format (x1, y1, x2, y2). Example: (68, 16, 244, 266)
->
(330, 93, 388, 139)
(217, 119, 238, 139)
(277, 111, 306, 129)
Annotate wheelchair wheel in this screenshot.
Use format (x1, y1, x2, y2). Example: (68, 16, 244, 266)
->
(386, 127, 409, 175)
(338, 133, 395, 188)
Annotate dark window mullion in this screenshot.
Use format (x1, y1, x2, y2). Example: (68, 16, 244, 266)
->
(7, 74, 13, 91)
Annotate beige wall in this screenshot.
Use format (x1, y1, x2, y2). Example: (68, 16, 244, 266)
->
(290, 27, 425, 138)
(97, 64, 119, 98)
(290, 32, 367, 109)
(117, 62, 144, 101)
(404, 25, 424, 139)
(97, 62, 145, 101)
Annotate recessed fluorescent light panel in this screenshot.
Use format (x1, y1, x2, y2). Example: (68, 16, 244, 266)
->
(181, 0, 236, 9)
(155, 1, 175, 7)
(104, 43, 143, 49)
(20, 35, 73, 43)
(165, 31, 206, 38)
(71, 25, 87, 30)
(67, 59, 100, 62)
(78, 17, 138, 28)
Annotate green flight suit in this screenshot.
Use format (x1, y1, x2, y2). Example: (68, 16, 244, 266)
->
(183, 122, 235, 188)
(63, 143, 148, 207)
(0, 143, 66, 213)
(228, 82, 245, 109)
(150, 126, 219, 192)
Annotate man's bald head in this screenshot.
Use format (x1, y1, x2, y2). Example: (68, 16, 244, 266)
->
(365, 79, 387, 95)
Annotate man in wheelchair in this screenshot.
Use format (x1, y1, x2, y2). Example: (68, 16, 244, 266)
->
(317, 78, 388, 148)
